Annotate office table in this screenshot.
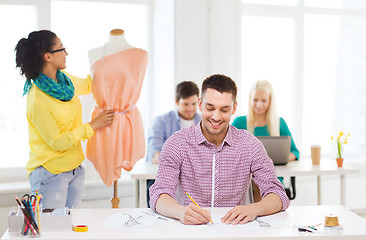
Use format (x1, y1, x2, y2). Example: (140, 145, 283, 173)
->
(130, 159, 359, 208)
(275, 159, 359, 205)
(2, 205, 366, 240)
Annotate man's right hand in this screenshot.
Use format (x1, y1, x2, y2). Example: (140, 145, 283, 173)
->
(179, 204, 212, 225)
(155, 194, 212, 225)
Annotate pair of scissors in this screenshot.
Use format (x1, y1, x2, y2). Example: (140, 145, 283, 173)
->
(22, 194, 37, 208)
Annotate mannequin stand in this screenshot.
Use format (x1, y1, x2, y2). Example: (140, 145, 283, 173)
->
(111, 180, 120, 208)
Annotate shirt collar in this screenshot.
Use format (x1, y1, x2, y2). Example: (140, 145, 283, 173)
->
(195, 121, 234, 147)
(173, 109, 180, 122)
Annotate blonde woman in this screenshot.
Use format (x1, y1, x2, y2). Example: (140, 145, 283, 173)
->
(233, 80, 299, 160)
(232, 80, 299, 200)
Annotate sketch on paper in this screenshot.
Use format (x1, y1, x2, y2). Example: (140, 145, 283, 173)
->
(122, 213, 142, 227)
(195, 212, 287, 229)
(102, 208, 288, 229)
(102, 209, 171, 228)
(256, 218, 271, 228)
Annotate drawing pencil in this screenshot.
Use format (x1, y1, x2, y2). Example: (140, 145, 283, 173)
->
(185, 192, 213, 223)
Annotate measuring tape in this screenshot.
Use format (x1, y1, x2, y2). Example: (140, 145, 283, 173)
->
(73, 225, 88, 232)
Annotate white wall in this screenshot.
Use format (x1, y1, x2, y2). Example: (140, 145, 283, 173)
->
(174, 0, 240, 86)
(151, 0, 175, 117)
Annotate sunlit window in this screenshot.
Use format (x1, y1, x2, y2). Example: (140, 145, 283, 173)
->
(303, 13, 366, 157)
(304, 0, 363, 9)
(0, 5, 36, 168)
(241, 16, 295, 129)
(242, 0, 296, 6)
(303, 14, 339, 154)
(241, 2, 366, 158)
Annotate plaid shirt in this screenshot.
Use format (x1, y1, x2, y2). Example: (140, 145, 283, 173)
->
(149, 123, 290, 211)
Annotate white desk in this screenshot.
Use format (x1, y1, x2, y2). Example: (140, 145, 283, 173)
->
(130, 159, 360, 208)
(2, 205, 366, 239)
(275, 159, 359, 205)
(130, 161, 158, 207)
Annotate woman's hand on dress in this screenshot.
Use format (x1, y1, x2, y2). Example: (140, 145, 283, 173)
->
(89, 109, 115, 130)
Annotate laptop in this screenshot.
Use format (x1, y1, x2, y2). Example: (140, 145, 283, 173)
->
(257, 136, 291, 165)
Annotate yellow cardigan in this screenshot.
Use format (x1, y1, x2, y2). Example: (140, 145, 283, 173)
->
(25, 72, 94, 176)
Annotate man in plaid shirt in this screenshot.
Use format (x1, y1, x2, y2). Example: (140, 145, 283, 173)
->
(149, 74, 290, 225)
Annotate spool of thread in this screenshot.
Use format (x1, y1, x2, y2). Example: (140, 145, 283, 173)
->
(325, 214, 339, 227)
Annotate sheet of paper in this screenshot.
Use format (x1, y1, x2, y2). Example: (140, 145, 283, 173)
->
(102, 209, 171, 228)
(195, 209, 290, 229)
(102, 208, 290, 229)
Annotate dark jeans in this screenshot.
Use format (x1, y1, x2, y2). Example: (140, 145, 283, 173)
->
(146, 179, 155, 208)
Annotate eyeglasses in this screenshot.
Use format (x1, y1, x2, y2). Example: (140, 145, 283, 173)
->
(49, 48, 66, 54)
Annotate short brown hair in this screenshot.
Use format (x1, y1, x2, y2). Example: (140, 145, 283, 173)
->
(201, 74, 237, 101)
(175, 81, 199, 102)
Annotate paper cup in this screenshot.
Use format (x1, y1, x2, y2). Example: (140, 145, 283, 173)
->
(311, 145, 321, 165)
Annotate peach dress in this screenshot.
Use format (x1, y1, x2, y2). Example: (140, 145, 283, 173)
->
(87, 48, 148, 186)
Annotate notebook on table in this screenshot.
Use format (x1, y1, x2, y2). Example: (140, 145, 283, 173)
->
(257, 136, 291, 165)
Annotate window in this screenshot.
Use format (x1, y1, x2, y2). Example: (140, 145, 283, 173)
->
(303, 12, 366, 157)
(241, 1, 366, 158)
(0, 4, 37, 169)
(241, 16, 295, 128)
(242, 0, 296, 6)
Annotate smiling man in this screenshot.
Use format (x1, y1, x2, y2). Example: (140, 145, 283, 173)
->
(149, 74, 289, 225)
(146, 81, 201, 164)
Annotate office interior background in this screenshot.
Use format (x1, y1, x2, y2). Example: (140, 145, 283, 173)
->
(0, 0, 366, 234)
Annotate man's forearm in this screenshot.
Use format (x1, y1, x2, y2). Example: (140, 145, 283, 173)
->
(155, 194, 185, 220)
(253, 193, 283, 216)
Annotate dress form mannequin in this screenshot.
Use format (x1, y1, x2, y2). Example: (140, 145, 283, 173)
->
(87, 29, 147, 208)
(88, 29, 134, 67)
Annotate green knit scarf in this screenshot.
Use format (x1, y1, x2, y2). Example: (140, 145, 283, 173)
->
(23, 70, 74, 101)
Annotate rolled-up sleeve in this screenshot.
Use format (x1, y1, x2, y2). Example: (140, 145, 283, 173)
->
(250, 137, 290, 211)
(149, 133, 182, 210)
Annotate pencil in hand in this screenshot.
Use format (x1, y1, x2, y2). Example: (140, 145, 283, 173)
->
(185, 192, 213, 223)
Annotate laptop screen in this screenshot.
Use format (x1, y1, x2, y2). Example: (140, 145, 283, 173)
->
(256, 136, 291, 165)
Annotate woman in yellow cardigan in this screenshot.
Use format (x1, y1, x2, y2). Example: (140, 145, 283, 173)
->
(15, 30, 114, 208)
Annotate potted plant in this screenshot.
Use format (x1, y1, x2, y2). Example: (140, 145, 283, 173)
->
(331, 131, 350, 167)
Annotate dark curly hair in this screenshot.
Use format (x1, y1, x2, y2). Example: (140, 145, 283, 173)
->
(201, 74, 237, 101)
(15, 30, 57, 80)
